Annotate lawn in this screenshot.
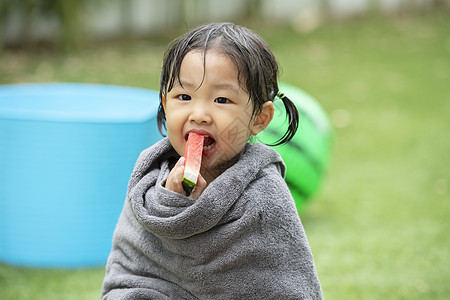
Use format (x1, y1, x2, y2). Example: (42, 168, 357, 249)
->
(1, 11, 449, 299)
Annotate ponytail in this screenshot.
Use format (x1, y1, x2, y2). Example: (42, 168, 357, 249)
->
(267, 91, 299, 147)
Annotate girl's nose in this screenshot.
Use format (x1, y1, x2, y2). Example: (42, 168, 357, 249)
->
(188, 103, 212, 124)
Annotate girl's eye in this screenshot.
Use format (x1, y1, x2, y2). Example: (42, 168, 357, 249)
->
(178, 94, 191, 101)
(215, 97, 231, 104)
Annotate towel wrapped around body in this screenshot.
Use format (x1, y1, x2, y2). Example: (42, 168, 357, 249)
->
(102, 138, 323, 299)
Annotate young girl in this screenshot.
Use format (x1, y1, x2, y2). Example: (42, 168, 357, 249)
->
(102, 23, 323, 299)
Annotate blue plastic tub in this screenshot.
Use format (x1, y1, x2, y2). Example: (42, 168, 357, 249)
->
(0, 83, 161, 268)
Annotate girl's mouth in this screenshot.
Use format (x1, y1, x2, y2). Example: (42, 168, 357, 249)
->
(184, 132, 216, 155)
(202, 135, 216, 154)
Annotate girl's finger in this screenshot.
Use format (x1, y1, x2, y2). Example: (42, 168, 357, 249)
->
(190, 172, 207, 200)
(165, 156, 186, 195)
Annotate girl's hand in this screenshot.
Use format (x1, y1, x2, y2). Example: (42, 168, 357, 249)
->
(165, 157, 207, 200)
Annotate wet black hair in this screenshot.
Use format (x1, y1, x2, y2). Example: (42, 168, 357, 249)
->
(157, 22, 298, 146)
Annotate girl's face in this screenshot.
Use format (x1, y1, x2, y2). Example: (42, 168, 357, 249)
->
(162, 50, 271, 183)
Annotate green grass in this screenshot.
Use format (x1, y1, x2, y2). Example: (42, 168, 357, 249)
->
(0, 265, 105, 299)
(1, 11, 449, 299)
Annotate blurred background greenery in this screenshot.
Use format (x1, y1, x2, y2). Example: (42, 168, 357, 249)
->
(1, 1, 449, 299)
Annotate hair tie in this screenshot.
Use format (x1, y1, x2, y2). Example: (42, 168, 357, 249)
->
(276, 91, 287, 100)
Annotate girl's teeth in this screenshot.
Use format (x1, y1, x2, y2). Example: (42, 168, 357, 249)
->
(202, 134, 214, 152)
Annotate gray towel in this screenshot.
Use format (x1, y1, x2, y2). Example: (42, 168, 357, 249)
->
(102, 138, 323, 299)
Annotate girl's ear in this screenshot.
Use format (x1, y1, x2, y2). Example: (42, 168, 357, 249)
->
(250, 101, 274, 135)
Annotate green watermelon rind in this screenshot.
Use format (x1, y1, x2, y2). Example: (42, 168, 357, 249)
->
(182, 178, 195, 196)
(182, 169, 197, 196)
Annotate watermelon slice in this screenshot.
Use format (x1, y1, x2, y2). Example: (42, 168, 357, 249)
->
(182, 132, 205, 196)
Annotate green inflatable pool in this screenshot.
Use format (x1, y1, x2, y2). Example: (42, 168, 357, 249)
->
(257, 82, 332, 213)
